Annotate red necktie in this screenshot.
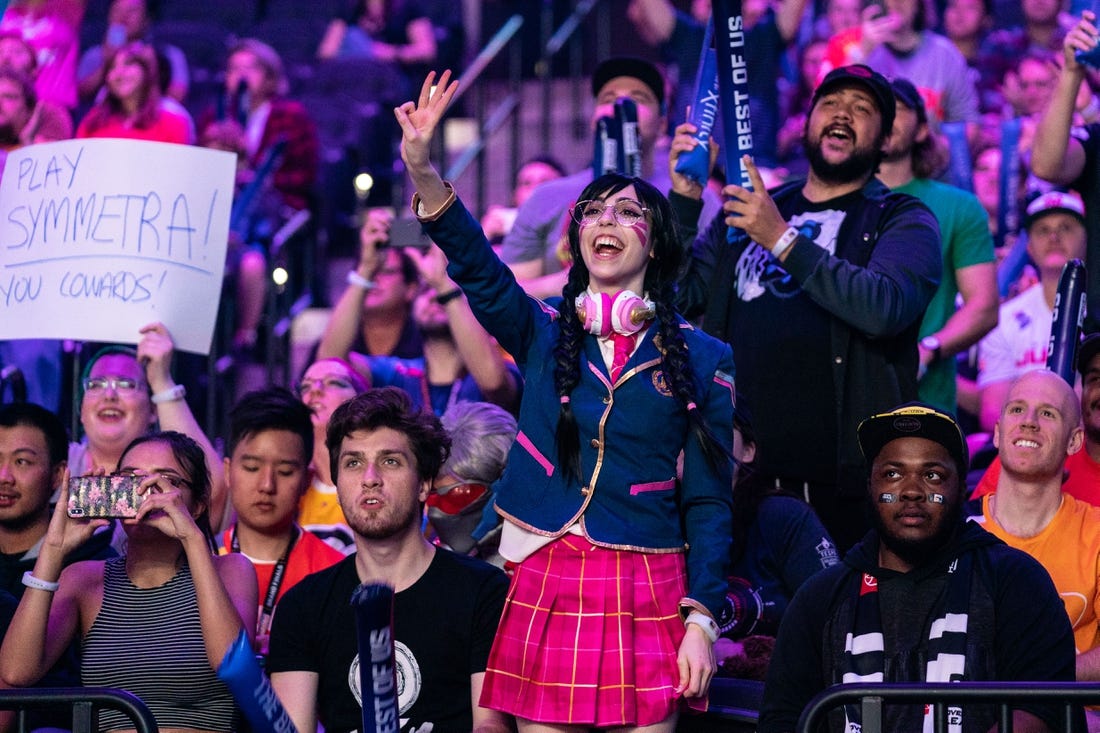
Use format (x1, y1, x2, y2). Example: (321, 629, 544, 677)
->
(610, 332, 637, 381)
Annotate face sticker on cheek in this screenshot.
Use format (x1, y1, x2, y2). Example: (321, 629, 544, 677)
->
(878, 493, 896, 503)
(628, 221, 649, 249)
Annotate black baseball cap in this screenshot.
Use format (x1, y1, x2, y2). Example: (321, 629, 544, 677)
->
(591, 56, 665, 109)
(812, 64, 896, 135)
(857, 402, 969, 476)
(1078, 333, 1100, 376)
(890, 77, 928, 123)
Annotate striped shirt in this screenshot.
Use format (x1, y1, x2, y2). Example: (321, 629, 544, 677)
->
(82, 557, 236, 732)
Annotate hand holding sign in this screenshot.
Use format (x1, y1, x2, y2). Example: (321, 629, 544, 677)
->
(722, 155, 789, 252)
(669, 121, 716, 200)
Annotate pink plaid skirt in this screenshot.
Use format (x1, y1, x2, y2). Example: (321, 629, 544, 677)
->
(480, 534, 692, 726)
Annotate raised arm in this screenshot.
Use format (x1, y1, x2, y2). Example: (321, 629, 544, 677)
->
(317, 209, 390, 360)
(138, 323, 228, 532)
(404, 243, 520, 412)
(1032, 11, 1096, 184)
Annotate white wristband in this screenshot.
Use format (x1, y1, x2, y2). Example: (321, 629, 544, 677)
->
(151, 384, 186, 404)
(770, 226, 799, 260)
(346, 270, 375, 290)
(22, 571, 59, 592)
(684, 611, 720, 643)
(1081, 96, 1100, 122)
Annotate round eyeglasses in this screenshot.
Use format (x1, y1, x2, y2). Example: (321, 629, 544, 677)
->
(570, 199, 649, 227)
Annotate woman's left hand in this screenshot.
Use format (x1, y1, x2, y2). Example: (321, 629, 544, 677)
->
(395, 70, 459, 175)
(676, 623, 716, 699)
(132, 475, 201, 541)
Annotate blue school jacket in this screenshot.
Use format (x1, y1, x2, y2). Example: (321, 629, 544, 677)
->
(420, 194, 735, 618)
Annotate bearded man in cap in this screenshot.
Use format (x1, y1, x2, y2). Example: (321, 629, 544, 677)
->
(759, 402, 1078, 733)
(673, 64, 942, 552)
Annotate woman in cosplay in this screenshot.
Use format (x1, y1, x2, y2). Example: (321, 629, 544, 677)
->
(394, 70, 736, 732)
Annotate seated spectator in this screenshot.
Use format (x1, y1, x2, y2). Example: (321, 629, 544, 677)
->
(758, 402, 1080, 733)
(268, 388, 510, 733)
(0, 403, 114, 729)
(393, 243, 522, 416)
(217, 388, 344, 655)
(971, 333, 1100, 505)
(317, 0, 437, 76)
(430, 400, 518, 561)
(0, 70, 37, 166)
(76, 0, 188, 104)
(877, 78, 998, 415)
(715, 397, 838, 675)
(324, 219, 521, 416)
(0, 32, 73, 143)
(206, 39, 318, 212)
(969, 370, 1100, 686)
(70, 324, 227, 532)
(75, 41, 193, 144)
(975, 190, 1087, 432)
(296, 357, 370, 553)
(0, 0, 84, 109)
(481, 156, 566, 247)
(0, 430, 258, 733)
(317, 208, 424, 360)
(942, 0, 993, 71)
(498, 57, 722, 299)
(0, 403, 113, 598)
(815, 0, 862, 40)
(976, 0, 1070, 114)
(200, 119, 277, 355)
(820, 0, 980, 140)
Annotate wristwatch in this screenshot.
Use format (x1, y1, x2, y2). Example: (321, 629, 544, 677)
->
(920, 335, 942, 362)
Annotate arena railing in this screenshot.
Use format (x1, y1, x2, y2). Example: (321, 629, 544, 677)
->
(0, 687, 158, 733)
(797, 681, 1100, 733)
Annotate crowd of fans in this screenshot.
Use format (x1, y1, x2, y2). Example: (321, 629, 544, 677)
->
(3, 0, 1100, 730)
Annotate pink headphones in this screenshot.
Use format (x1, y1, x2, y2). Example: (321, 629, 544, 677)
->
(574, 290, 655, 337)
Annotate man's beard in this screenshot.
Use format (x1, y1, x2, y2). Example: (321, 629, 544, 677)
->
(346, 500, 421, 542)
(804, 130, 881, 185)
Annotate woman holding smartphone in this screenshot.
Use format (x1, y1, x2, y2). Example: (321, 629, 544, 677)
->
(0, 431, 257, 733)
(394, 71, 735, 731)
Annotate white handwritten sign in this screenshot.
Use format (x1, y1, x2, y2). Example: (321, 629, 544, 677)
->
(0, 139, 235, 354)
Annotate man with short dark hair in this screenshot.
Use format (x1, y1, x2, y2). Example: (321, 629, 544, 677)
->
(759, 402, 1078, 733)
(0, 402, 115, 727)
(217, 388, 343, 655)
(0, 402, 113, 597)
(877, 76, 998, 414)
(500, 56, 723, 298)
(674, 64, 942, 552)
(267, 387, 510, 733)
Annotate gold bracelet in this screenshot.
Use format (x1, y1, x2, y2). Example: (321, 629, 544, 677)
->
(410, 181, 457, 222)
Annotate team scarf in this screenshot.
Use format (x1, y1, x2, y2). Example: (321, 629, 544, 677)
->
(841, 552, 972, 733)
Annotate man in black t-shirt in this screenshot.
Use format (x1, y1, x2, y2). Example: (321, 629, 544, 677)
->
(674, 64, 942, 552)
(267, 388, 510, 733)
